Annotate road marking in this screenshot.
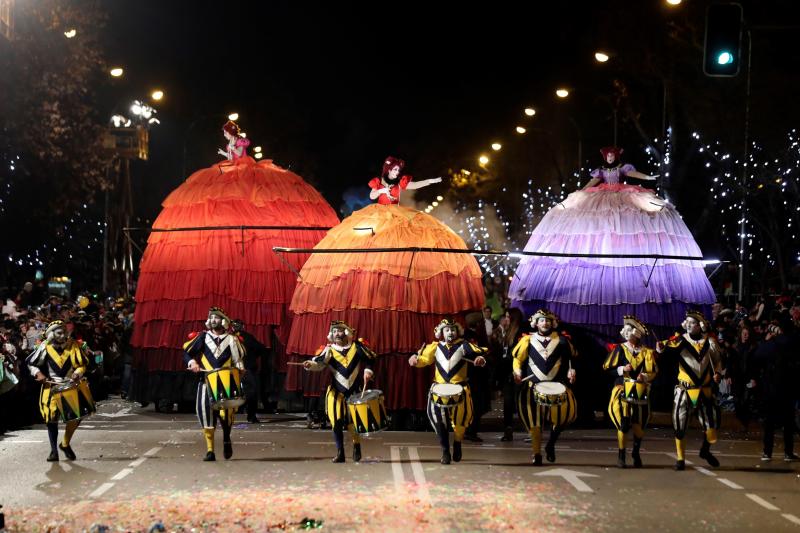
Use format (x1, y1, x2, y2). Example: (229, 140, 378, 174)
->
(111, 468, 133, 481)
(746, 493, 780, 511)
(407, 446, 431, 502)
(143, 446, 162, 457)
(384, 442, 421, 446)
(89, 446, 163, 499)
(664, 453, 694, 465)
(534, 468, 598, 493)
(390, 446, 405, 492)
(88, 482, 115, 499)
(129, 457, 147, 467)
(717, 478, 743, 490)
(83, 441, 122, 445)
(782, 514, 800, 526)
(0, 440, 43, 444)
(693, 466, 716, 477)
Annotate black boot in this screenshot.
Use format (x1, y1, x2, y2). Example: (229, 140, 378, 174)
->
(47, 450, 59, 462)
(545, 430, 559, 463)
(440, 447, 451, 465)
(674, 459, 685, 471)
(617, 449, 626, 468)
(452, 441, 462, 462)
(223, 440, 233, 460)
(501, 427, 513, 442)
(203, 451, 216, 462)
(332, 447, 345, 463)
(532, 454, 543, 466)
(632, 437, 643, 468)
(353, 443, 362, 462)
(699, 438, 720, 467)
(59, 443, 76, 461)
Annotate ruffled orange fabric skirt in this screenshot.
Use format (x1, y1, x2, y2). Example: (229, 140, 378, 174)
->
(131, 157, 338, 374)
(286, 204, 485, 409)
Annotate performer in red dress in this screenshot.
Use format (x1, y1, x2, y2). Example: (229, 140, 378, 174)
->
(368, 156, 442, 205)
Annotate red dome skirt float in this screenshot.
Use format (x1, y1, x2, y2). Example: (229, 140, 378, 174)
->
(130, 157, 339, 404)
(286, 203, 485, 411)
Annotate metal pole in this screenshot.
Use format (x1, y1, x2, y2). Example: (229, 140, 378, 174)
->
(737, 29, 752, 301)
(102, 187, 109, 294)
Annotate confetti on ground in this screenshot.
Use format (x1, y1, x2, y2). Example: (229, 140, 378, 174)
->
(6, 478, 603, 532)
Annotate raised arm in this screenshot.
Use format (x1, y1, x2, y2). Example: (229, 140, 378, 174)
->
(404, 177, 442, 190)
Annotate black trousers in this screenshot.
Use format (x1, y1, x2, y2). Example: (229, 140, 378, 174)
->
(763, 398, 796, 456)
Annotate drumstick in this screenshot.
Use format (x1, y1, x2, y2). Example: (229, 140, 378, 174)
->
(520, 374, 537, 383)
(286, 362, 306, 366)
(361, 380, 367, 399)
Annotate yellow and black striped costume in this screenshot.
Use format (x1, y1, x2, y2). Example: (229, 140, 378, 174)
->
(307, 340, 377, 443)
(659, 332, 723, 461)
(603, 343, 658, 445)
(184, 331, 245, 455)
(415, 340, 486, 441)
(26, 340, 91, 424)
(513, 333, 578, 431)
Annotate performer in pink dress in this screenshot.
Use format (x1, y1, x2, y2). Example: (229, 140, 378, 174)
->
(218, 120, 251, 161)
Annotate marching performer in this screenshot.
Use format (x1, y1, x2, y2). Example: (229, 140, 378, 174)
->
(603, 315, 658, 468)
(512, 309, 577, 466)
(26, 320, 93, 461)
(184, 307, 246, 461)
(368, 156, 442, 204)
(408, 318, 487, 465)
(303, 320, 377, 463)
(656, 310, 724, 470)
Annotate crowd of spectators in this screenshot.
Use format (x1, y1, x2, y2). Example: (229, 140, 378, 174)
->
(0, 284, 135, 434)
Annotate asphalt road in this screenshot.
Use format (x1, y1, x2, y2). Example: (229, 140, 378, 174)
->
(1, 398, 798, 532)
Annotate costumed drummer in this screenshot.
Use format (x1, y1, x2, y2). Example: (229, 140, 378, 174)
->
(656, 310, 724, 471)
(25, 320, 94, 462)
(603, 315, 658, 468)
(184, 306, 246, 462)
(408, 318, 487, 465)
(368, 156, 442, 205)
(303, 320, 377, 463)
(512, 309, 577, 466)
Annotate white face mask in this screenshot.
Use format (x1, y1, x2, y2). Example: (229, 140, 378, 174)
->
(331, 328, 349, 346)
(51, 327, 67, 345)
(442, 326, 458, 343)
(684, 318, 701, 336)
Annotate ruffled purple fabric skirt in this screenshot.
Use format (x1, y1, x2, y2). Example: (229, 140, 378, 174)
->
(509, 184, 715, 332)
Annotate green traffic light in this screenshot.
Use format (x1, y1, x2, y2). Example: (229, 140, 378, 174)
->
(717, 51, 734, 65)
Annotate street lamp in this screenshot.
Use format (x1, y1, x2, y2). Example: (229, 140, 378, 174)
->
(491, 142, 502, 151)
(516, 126, 527, 134)
(555, 88, 570, 98)
(64, 29, 77, 39)
(151, 90, 164, 101)
(594, 51, 610, 63)
(479, 155, 489, 165)
(666, 0, 682, 5)
(524, 107, 536, 116)
(109, 67, 124, 78)
(228, 112, 239, 121)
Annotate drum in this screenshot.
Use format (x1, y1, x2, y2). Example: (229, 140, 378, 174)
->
(347, 389, 389, 435)
(533, 381, 567, 406)
(430, 383, 464, 409)
(205, 367, 245, 410)
(52, 378, 96, 423)
(623, 378, 650, 405)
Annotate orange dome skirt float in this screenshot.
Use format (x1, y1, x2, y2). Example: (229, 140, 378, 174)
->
(285, 203, 485, 410)
(130, 156, 339, 404)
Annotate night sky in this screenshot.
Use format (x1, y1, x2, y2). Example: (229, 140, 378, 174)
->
(98, 1, 800, 226)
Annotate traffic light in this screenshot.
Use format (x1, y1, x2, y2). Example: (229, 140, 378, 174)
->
(703, 3, 744, 77)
